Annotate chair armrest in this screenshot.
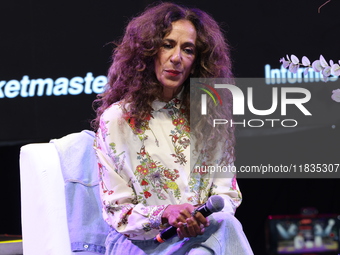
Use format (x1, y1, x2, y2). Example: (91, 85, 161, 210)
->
(20, 143, 73, 255)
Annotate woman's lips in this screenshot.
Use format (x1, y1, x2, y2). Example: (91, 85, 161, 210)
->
(165, 70, 181, 76)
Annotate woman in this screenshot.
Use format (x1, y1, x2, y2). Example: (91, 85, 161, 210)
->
(93, 2, 253, 254)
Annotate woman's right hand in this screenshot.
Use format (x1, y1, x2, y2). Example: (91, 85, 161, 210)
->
(161, 203, 210, 239)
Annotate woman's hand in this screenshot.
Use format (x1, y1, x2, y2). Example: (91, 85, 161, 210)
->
(161, 203, 210, 239)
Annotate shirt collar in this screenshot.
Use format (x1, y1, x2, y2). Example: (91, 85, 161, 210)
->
(152, 88, 184, 111)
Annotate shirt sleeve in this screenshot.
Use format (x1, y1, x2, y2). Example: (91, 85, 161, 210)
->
(203, 142, 242, 215)
(210, 170, 242, 215)
(94, 104, 168, 240)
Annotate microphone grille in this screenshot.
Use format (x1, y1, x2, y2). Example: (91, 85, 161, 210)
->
(206, 195, 224, 213)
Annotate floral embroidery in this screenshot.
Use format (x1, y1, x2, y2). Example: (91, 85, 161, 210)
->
(209, 183, 218, 194)
(107, 142, 126, 174)
(104, 202, 136, 229)
(188, 153, 213, 204)
(231, 175, 237, 190)
(149, 205, 167, 229)
(100, 118, 109, 142)
(122, 113, 152, 141)
(142, 223, 152, 232)
(144, 190, 152, 198)
(188, 172, 210, 204)
(230, 175, 242, 200)
(141, 180, 148, 186)
(119, 99, 189, 205)
(101, 179, 115, 195)
(117, 206, 133, 228)
(123, 112, 162, 147)
(98, 163, 115, 195)
(165, 101, 190, 166)
(135, 146, 181, 205)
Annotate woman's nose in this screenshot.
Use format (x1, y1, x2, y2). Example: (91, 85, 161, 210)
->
(170, 47, 181, 64)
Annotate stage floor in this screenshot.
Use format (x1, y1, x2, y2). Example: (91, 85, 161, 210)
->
(0, 235, 23, 255)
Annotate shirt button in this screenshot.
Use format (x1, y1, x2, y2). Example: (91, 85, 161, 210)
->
(84, 244, 89, 249)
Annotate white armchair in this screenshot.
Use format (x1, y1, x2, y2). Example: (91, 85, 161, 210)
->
(19, 131, 108, 255)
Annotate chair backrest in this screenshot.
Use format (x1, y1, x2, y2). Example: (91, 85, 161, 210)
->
(20, 130, 107, 255)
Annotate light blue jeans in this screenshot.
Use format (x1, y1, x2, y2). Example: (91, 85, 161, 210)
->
(105, 212, 253, 255)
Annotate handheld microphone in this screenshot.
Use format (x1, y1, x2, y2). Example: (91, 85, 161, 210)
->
(154, 195, 224, 243)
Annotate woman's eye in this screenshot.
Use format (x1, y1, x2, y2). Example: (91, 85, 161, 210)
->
(184, 48, 194, 55)
(163, 44, 172, 49)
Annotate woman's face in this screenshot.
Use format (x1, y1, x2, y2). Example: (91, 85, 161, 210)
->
(154, 19, 197, 101)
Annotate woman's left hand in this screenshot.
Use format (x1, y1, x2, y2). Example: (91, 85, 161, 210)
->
(176, 208, 210, 239)
(162, 203, 210, 238)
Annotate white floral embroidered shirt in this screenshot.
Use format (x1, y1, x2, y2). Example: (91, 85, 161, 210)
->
(94, 95, 242, 240)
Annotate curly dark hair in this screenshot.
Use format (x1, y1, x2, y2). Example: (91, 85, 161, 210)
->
(92, 2, 235, 163)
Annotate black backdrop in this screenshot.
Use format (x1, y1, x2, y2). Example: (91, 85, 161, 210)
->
(1, 1, 340, 254)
